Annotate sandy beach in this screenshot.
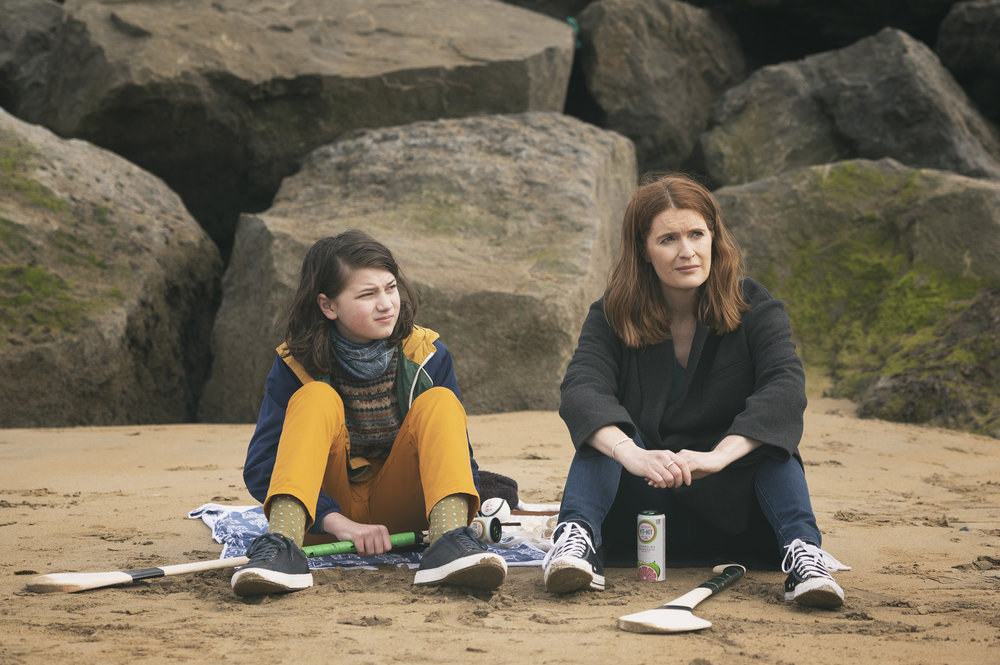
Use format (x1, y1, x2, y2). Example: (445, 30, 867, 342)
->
(1, 396, 998, 664)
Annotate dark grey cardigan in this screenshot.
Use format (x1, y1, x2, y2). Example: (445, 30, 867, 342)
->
(559, 279, 807, 534)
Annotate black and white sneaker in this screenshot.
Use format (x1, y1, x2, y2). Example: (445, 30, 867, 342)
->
(781, 538, 845, 608)
(231, 533, 313, 597)
(413, 526, 507, 589)
(543, 521, 605, 593)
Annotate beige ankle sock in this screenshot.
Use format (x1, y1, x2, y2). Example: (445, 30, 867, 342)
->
(267, 494, 307, 547)
(428, 494, 470, 543)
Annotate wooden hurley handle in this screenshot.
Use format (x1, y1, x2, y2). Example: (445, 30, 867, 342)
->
(28, 531, 425, 594)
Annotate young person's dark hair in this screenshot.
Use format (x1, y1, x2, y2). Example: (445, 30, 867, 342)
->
(283, 230, 418, 378)
(239, 229, 502, 598)
(603, 174, 748, 347)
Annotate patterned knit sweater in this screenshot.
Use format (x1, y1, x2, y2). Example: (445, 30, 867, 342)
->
(332, 350, 403, 463)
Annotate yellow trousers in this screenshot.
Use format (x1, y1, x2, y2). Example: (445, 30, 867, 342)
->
(264, 383, 480, 544)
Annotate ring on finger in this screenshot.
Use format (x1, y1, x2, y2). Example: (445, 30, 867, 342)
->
(665, 461, 676, 469)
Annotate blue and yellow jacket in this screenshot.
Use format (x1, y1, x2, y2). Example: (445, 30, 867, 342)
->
(242, 325, 480, 534)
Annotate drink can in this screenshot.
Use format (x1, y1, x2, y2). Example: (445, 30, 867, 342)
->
(636, 511, 666, 581)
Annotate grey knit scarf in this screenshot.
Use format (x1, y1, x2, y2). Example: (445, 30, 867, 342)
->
(329, 325, 395, 380)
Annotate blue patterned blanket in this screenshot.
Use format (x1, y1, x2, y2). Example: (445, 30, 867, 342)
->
(188, 503, 548, 570)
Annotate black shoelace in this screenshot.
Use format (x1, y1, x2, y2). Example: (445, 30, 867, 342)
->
(546, 522, 593, 565)
(782, 538, 833, 580)
(246, 533, 285, 561)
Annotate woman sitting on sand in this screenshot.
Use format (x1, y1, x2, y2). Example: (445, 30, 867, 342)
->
(542, 173, 848, 608)
(232, 230, 505, 596)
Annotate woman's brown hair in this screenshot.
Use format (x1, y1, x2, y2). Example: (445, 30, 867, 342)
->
(283, 230, 418, 378)
(604, 173, 747, 347)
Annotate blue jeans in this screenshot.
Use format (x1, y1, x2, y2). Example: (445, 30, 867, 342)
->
(558, 445, 821, 565)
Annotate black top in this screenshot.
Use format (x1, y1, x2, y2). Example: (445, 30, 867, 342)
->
(559, 279, 808, 533)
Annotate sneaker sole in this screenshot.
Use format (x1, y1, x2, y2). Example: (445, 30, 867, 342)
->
(544, 558, 605, 594)
(413, 553, 507, 589)
(786, 579, 844, 609)
(231, 569, 313, 597)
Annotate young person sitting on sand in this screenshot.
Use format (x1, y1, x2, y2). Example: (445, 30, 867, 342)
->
(232, 230, 505, 596)
(542, 174, 848, 608)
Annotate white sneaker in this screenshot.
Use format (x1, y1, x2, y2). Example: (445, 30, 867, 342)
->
(781, 538, 846, 608)
(542, 521, 605, 593)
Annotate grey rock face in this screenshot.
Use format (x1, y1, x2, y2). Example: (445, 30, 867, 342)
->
(717, 158, 1000, 287)
(855, 287, 1000, 438)
(937, 0, 1000, 126)
(715, 158, 1000, 435)
(200, 112, 636, 422)
(578, 0, 745, 173)
(9, 0, 575, 256)
(0, 0, 63, 109)
(0, 108, 222, 427)
(703, 28, 1000, 186)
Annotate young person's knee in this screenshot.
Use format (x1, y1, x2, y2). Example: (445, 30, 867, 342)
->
(281, 382, 349, 453)
(289, 381, 344, 412)
(413, 385, 461, 406)
(286, 382, 349, 435)
(409, 386, 466, 421)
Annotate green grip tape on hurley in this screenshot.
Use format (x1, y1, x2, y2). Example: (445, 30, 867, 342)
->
(302, 531, 423, 557)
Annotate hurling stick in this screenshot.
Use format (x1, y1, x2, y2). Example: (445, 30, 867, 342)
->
(26, 531, 423, 594)
(617, 563, 746, 634)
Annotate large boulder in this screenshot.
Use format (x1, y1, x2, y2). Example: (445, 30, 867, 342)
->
(855, 287, 999, 438)
(936, 0, 1000, 126)
(702, 28, 1000, 186)
(0, 0, 62, 110)
(0, 108, 222, 427)
(577, 0, 744, 174)
(8, 0, 575, 257)
(199, 112, 636, 422)
(715, 158, 1000, 436)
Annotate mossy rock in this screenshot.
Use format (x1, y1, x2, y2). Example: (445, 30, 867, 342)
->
(1, 107, 222, 427)
(0, 136, 68, 212)
(856, 288, 1000, 437)
(0, 132, 129, 348)
(717, 158, 1000, 437)
(0, 206, 127, 350)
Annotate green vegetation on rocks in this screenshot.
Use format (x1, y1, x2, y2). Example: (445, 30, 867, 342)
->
(0, 264, 89, 340)
(0, 216, 32, 253)
(753, 161, 998, 437)
(0, 135, 67, 212)
(778, 229, 979, 375)
(0, 135, 129, 349)
(817, 160, 922, 205)
(0, 223, 125, 348)
(855, 288, 1000, 437)
(396, 186, 510, 239)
